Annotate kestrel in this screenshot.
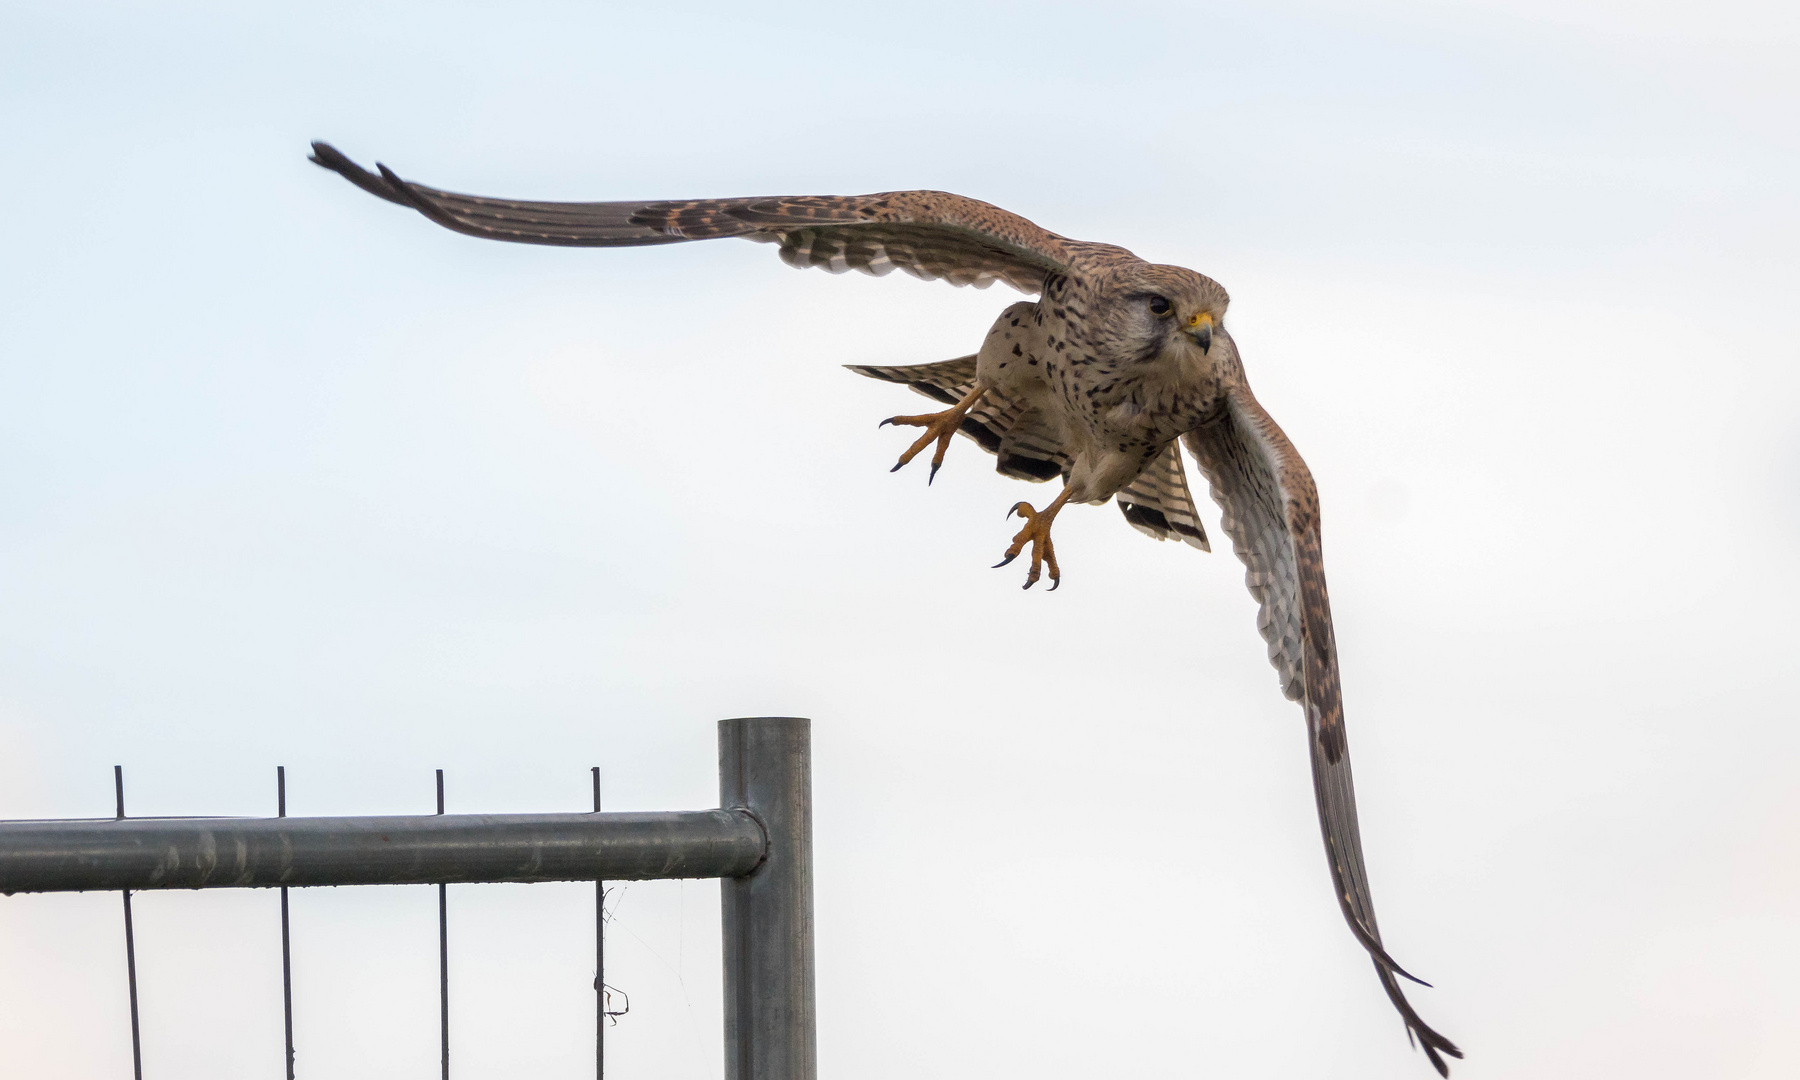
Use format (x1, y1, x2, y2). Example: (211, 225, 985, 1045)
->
(309, 142, 1461, 1074)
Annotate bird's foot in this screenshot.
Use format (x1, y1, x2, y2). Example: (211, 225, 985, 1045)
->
(879, 381, 988, 484)
(994, 501, 1062, 590)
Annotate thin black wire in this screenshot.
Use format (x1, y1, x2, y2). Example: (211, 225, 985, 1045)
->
(593, 766, 603, 1080)
(604, 763, 612, 1080)
(279, 766, 295, 1080)
(437, 769, 448, 1080)
(115, 766, 143, 1080)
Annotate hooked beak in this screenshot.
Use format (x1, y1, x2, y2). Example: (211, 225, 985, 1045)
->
(1186, 312, 1214, 354)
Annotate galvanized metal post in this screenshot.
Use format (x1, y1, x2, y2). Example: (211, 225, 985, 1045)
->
(0, 811, 767, 891)
(718, 717, 815, 1080)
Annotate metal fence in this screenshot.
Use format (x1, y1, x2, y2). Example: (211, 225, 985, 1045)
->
(0, 716, 815, 1080)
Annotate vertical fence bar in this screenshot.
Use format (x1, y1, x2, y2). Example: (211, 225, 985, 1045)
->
(115, 766, 144, 1080)
(718, 718, 815, 1080)
(604, 763, 612, 1080)
(437, 769, 448, 1080)
(278, 766, 295, 1080)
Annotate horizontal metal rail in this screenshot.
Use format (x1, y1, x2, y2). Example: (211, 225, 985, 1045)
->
(0, 809, 767, 893)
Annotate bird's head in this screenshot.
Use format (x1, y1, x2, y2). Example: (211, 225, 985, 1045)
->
(1101, 263, 1231, 370)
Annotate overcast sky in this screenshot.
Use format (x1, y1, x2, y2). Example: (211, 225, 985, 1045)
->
(2, 1, 1797, 1077)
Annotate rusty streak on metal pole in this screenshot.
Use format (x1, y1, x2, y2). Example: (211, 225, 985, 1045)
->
(604, 763, 612, 1080)
(719, 717, 815, 1080)
(593, 766, 603, 1080)
(437, 769, 449, 1080)
(115, 766, 143, 1080)
(279, 766, 295, 1080)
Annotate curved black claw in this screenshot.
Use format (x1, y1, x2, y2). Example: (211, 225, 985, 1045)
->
(882, 414, 947, 479)
(993, 553, 1019, 569)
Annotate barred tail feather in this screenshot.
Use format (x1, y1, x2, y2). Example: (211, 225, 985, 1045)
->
(1115, 443, 1210, 551)
(844, 355, 979, 406)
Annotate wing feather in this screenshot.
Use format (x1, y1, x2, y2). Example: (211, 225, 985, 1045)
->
(1184, 390, 1461, 1076)
(309, 142, 1069, 293)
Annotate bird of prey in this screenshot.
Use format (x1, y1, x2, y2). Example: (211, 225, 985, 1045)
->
(308, 141, 1462, 1074)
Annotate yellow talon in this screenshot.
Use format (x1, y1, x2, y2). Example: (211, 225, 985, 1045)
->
(993, 489, 1072, 590)
(881, 381, 989, 484)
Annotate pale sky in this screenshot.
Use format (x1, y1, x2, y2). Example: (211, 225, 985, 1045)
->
(2, 2, 1797, 1077)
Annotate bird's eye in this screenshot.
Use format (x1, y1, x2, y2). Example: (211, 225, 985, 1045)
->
(1148, 295, 1174, 317)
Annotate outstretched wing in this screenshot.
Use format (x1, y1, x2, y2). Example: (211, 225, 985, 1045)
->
(308, 142, 1070, 293)
(1184, 390, 1461, 1076)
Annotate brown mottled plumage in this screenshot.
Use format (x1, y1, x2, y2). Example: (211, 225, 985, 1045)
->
(308, 141, 1460, 1075)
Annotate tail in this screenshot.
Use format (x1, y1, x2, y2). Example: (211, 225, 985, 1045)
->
(1115, 443, 1209, 551)
(846, 355, 979, 406)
